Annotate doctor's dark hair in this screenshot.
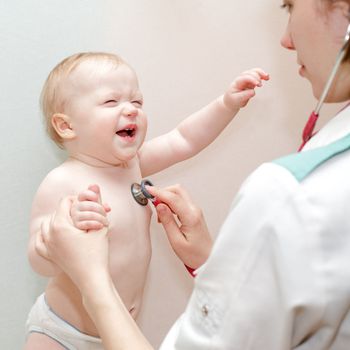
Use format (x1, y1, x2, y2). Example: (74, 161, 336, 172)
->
(40, 52, 127, 147)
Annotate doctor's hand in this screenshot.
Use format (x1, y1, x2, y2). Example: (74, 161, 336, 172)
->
(37, 195, 110, 292)
(146, 184, 213, 270)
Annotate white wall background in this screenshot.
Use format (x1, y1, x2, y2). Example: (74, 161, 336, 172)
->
(0, 0, 340, 348)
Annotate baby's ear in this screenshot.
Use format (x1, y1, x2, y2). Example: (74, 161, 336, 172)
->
(51, 113, 76, 140)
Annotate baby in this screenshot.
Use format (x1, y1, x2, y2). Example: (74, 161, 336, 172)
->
(25, 52, 268, 349)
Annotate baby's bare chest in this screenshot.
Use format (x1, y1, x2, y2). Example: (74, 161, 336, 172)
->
(106, 186, 152, 243)
(56, 164, 154, 262)
(104, 185, 153, 297)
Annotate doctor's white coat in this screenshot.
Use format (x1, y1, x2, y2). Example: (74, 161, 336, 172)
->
(160, 106, 350, 350)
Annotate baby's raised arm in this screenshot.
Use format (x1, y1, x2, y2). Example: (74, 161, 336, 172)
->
(139, 68, 269, 176)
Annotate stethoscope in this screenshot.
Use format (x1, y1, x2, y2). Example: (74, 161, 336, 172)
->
(298, 23, 350, 151)
(131, 179, 161, 206)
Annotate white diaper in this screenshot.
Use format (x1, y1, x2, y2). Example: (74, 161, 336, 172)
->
(25, 294, 103, 350)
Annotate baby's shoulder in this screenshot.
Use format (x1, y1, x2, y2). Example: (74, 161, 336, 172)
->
(34, 164, 77, 200)
(30, 164, 76, 220)
(41, 164, 75, 187)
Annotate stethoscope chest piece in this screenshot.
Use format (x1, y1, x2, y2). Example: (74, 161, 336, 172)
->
(131, 179, 155, 206)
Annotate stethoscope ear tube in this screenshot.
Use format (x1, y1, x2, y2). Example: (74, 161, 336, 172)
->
(314, 23, 350, 116)
(299, 23, 350, 151)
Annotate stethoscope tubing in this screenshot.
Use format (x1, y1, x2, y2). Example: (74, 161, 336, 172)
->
(299, 23, 350, 151)
(314, 23, 350, 115)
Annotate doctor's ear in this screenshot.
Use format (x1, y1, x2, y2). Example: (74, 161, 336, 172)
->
(51, 113, 76, 140)
(331, 1, 350, 18)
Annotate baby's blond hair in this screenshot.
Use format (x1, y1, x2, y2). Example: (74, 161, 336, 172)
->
(40, 52, 126, 147)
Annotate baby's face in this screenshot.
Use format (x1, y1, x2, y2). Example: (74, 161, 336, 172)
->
(63, 60, 147, 166)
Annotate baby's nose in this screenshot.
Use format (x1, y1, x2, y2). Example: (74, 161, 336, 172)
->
(123, 103, 138, 117)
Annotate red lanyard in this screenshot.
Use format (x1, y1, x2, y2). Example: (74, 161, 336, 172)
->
(298, 103, 350, 151)
(298, 111, 319, 152)
(298, 111, 318, 152)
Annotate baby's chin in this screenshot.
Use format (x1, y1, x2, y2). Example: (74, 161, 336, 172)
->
(112, 152, 139, 165)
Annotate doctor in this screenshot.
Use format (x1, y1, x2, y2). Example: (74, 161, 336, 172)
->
(37, 0, 350, 349)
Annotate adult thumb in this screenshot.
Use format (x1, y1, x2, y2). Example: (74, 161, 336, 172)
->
(55, 196, 75, 223)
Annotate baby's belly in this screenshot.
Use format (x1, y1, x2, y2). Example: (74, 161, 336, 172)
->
(46, 214, 152, 336)
(108, 225, 152, 317)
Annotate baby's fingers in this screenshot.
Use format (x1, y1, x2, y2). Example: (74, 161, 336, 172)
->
(75, 220, 105, 231)
(74, 200, 108, 216)
(103, 203, 111, 213)
(233, 75, 263, 91)
(229, 89, 256, 108)
(242, 68, 269, 81)
(78, 188, 100, 203)
(73, 210, 109, 227)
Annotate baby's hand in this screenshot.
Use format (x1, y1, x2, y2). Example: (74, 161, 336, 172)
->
(223, 68, 269, 111)
(70, 184, 110, 231)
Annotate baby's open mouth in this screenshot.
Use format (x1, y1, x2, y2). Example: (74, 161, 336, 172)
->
(116, 126, 136, 138)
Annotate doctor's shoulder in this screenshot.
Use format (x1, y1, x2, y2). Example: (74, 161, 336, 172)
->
(272, 133, 350, 183)
(232, 133, 350, 215)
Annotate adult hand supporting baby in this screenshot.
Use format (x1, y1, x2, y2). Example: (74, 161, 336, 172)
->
(146, 184, 213, 270)
(36, 195, 110, 292)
